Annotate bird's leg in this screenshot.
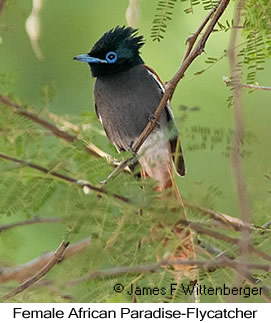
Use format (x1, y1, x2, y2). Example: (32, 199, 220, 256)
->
(100, 152, 137, 185)
(148, 113, 160, 128)
(128, 140, 134, 150)
(99, 159, 132, 184)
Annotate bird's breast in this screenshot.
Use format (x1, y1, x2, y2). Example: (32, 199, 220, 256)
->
(94, 65, 167, 151)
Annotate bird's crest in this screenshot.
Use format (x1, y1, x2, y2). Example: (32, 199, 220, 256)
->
(89, 26, 144, 58)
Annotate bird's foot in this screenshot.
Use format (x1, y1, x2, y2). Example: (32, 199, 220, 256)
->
(148, 113, 160, 127)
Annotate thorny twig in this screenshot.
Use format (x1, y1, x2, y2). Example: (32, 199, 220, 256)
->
(224, 76, 271, 91)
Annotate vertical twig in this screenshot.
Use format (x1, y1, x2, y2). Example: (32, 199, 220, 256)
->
(25, 0, 44, 60)
(126, 0, 140, 27)
(0, 0, 6, 16)
(228, 0, 251, 250)
(228, 0, 252, 301)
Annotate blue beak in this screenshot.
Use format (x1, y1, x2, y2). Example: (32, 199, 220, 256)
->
(73, 54, 107, 64)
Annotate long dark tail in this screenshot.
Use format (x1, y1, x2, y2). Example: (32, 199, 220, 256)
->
(140, 155, 196, 281)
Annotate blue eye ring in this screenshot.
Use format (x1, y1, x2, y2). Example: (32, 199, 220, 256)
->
(105, 51, 118, 64)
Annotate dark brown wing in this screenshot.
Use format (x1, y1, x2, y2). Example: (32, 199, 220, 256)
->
(169, 133, 186, 176)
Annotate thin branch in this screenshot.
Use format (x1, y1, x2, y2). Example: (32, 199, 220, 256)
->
(0, 96, 118, 165)
(183, 7, 215, 61)
(183, 200, 256, 232)
(132, 0, 230, 153)
(1, 152, 270, 263)
(233, 266, 271, 303)
(201, 240, 271, 302)
(0, 151, 257, 232)
(0, 152, 130, 204)
(2, 152, 269, 261)
(1, 240, 70, 301)
(0, 96, 75, 142)
(70, 258, 271, 282)
(0, 217, 60, 234)
(177, 219, 271, 263)
(200, 242, 271, 302)
(46, 111, 105, 136)
(15, 256, 270, 302)
(0, 238, 90, 284)
(239, 84, 271, 91)
(0, 95, 131, 173)
(223, 76, 271, 91)
(1, 152, 270, 262)
(1, 150, 258, 236)
(263, 219, 271, 229)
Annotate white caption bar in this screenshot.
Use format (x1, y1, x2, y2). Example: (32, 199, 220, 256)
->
(0, 303, 269, 322)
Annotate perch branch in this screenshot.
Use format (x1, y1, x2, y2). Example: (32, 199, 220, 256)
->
(132, 0, 230, 153)
(0, 217, 60, 234)
(1, 240, 69, 301)
(100, 0, 230, 181)
(0, 238, 90, 284)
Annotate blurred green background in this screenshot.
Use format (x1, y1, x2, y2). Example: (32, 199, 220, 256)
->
(0, 0, 270, 266)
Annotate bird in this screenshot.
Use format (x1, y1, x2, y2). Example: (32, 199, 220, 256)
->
(73, 26, 195, 280)
(73, 26, 185, 192)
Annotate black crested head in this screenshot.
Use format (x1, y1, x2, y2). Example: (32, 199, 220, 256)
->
(74, 26, 145, 77)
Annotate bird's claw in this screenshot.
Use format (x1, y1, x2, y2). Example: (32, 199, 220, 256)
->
(148, 113, 160, 127)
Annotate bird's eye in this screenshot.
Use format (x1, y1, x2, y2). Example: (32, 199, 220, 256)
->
(105, 51, 118, 64)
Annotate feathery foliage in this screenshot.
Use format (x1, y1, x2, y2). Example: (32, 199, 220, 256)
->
(0, 98, 270, 302)
(151, 0, 219, 41)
